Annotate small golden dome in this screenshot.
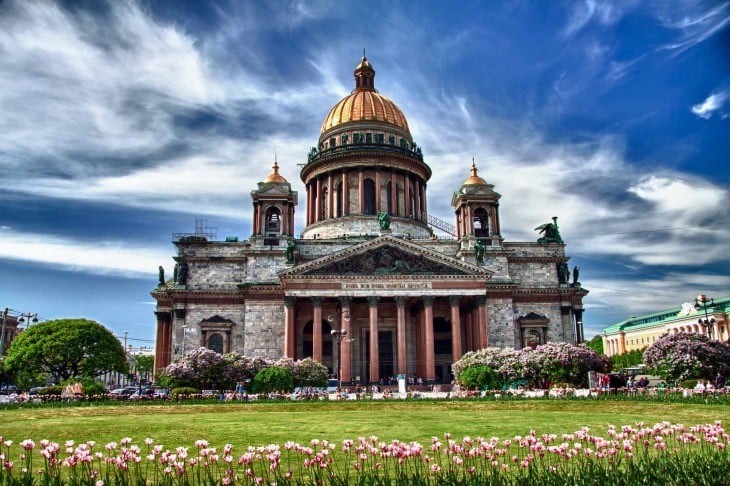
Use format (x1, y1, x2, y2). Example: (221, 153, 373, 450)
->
(463, 159, 488, 185)
(320, 56, 411, 135)
(263, 160, 288, 183)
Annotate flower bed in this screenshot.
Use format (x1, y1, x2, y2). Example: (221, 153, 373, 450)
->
(1, 422, 728, 485)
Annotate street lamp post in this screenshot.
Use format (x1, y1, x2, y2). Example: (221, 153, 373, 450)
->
(17, 313, 39, 327)
(328, 304, 350, 389)
(330, 328, 347, 390)
(694, 294, 716, 340)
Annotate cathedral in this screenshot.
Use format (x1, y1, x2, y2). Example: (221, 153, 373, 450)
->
(151, 56, 587, 384)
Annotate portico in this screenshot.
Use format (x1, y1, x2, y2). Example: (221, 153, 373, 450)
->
(279, 235, 490, 384)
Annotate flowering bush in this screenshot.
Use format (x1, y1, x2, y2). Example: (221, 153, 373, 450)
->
(162, 350, 329, 392)
(1, 422, 728, 485)
(453, 343, 607, 389)
(643, 332, 730, 384)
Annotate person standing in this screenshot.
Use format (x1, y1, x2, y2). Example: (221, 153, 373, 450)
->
(715, 372, 726, 390)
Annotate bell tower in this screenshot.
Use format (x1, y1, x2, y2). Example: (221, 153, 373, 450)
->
(452, 159, 502, 243)
(251, 159, 298, 244)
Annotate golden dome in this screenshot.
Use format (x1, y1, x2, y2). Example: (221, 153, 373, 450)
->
(463, 159, 488, 185)
(263, 160, 288, 183)
(320, 56, 410, 135)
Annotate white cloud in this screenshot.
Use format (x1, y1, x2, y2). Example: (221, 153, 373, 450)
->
(656, 2, 730, 54)
(691, 88, 730, 119)
(0, 227, 171, 278)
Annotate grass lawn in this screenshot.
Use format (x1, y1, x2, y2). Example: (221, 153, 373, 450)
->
(2, 399, 727, 449)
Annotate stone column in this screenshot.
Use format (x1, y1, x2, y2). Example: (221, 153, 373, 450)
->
(342, 171, 349, 215)
(153, 311, 172, 377)
(312, 297, 323, 362)
(358, 169, 364, 214)
(327, 173, 334, 219)
(414, 180, 421, 221)
(367, 296, 380, 384)
(474, 296, 487, 349)
(306, 184, 312, 226)
(340, 297, 353, 383)
(284, 297, 297, 358)
(449, 295, 462, 362)
(390, 171, 397, 215)
(375, 169, 381, 213)
(395, 296, 407, 375)
(404, 175, 411, 218)
(315, 178, 322, 223)
(415, 309, 424, 378)
(422, 296, 435, 382)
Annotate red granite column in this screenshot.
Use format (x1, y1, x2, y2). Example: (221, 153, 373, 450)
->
(358, 169, 364, 214)
(449, 296, 462, 362)
(404, 175, 411, 218)
(312, 297, 323, 362)
(368, 296, 379, 384)
(395, 297, 407, 375)
(315, 178, 322, 222)
(375, 170, 381, 213)
(342, 171, 349, 215)
(423, 296, 435, 382)
(153, 312, 172, 378)
(284, 297, 297, 358)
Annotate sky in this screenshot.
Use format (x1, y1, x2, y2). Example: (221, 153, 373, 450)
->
(1, 0, 728, 349)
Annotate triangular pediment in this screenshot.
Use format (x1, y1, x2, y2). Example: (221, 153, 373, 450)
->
(280, 235, 491, 279)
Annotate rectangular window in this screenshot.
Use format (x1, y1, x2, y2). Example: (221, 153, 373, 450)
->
(366, 133, 372, 144)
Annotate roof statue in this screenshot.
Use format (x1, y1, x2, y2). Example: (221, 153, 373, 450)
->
(535, 216, 564, 244)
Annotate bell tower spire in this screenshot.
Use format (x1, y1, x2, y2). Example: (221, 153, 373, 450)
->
(354, 51, 375, 91)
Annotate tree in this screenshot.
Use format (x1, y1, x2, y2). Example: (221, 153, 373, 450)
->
(4, 319, 127, 385)
(134, 355, 155, 384)
(610, 349, 645, 371)
(586, 335, 604, 355)
(643, 332, 730, 384)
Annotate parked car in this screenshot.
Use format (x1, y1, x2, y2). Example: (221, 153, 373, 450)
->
(109, 387, 137, 398)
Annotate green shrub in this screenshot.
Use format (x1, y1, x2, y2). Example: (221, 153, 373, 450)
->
(39, 385, 63, 395)
(680, 379, 698, 389)
(170, 387, 199, 398)
(251, 366, 294, 394)
(459, 365, 498, 390)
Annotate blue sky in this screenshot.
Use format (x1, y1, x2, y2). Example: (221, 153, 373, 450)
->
(1, 0, 728, 348)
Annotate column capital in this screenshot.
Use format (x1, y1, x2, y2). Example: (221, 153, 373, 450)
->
(395, 296, 407, 308)
(339, 296, 353, 307)
(367, 295, 380, 307)
(422, 295, 434, 307)
(449, 295, 462, 307)
(311, 297, 323, 307)
(285, 296, 297, 308)
(473, 295, 486, 306)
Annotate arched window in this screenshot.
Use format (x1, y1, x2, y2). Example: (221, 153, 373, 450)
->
(363, 179, 376, 215)
(208, 333, 224, 354)
(473, 207, 490, 237)
(321, 187, 329, 219)
(265, 207, 281, 235)
(302, 320, 334, 360)
(386, 181, 393, 215)
(336, 182, 343, 217)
